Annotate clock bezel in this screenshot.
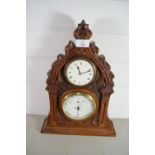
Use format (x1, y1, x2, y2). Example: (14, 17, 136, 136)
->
(64, 58, 96, 87)
(59, 89, 98, 121)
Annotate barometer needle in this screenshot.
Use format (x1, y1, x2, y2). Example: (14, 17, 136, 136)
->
(77, 106, 80, 117)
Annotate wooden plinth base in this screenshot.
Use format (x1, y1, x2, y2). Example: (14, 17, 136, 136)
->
(41, 118, 116, 137)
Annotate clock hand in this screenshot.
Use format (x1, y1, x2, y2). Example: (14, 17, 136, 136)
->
(75, 64, 81, 74)
(80, 69, 92, 75)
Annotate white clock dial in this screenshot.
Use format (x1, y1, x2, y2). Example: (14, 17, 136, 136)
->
(65, 59, 96, 86)
(62, 92, 96, 120)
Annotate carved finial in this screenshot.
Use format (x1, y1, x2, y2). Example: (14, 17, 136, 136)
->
(81, 19, 86, 25)
(73, 20, 92, 39)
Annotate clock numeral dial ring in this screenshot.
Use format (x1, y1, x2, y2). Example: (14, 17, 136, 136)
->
(65, 59, 96, 86)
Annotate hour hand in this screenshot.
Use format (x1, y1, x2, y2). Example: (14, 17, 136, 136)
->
(75, 64, 81, 74)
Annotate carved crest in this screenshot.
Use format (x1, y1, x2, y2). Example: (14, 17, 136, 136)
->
(73, 20, 92, 39)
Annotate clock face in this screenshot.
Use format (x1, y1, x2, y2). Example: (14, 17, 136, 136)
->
(65, 59, 96, 86)
(62, 92, 96, 120)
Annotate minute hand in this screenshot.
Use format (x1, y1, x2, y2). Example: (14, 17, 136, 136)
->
(80, 70, 92, 75)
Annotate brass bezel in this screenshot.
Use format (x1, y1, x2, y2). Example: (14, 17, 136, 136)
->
(64, 58, 96, 86)
(61, 92, 97, 121)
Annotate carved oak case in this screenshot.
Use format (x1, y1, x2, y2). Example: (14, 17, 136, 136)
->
(41, 20, 116, 136)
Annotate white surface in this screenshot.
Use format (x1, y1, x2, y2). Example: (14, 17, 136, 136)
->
(76, 39, 90, 47)
(27, 115, 129, 155)
(26, 0, 129, 118)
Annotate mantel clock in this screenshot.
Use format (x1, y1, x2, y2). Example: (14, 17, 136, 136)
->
(41, 20, 116, 136)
